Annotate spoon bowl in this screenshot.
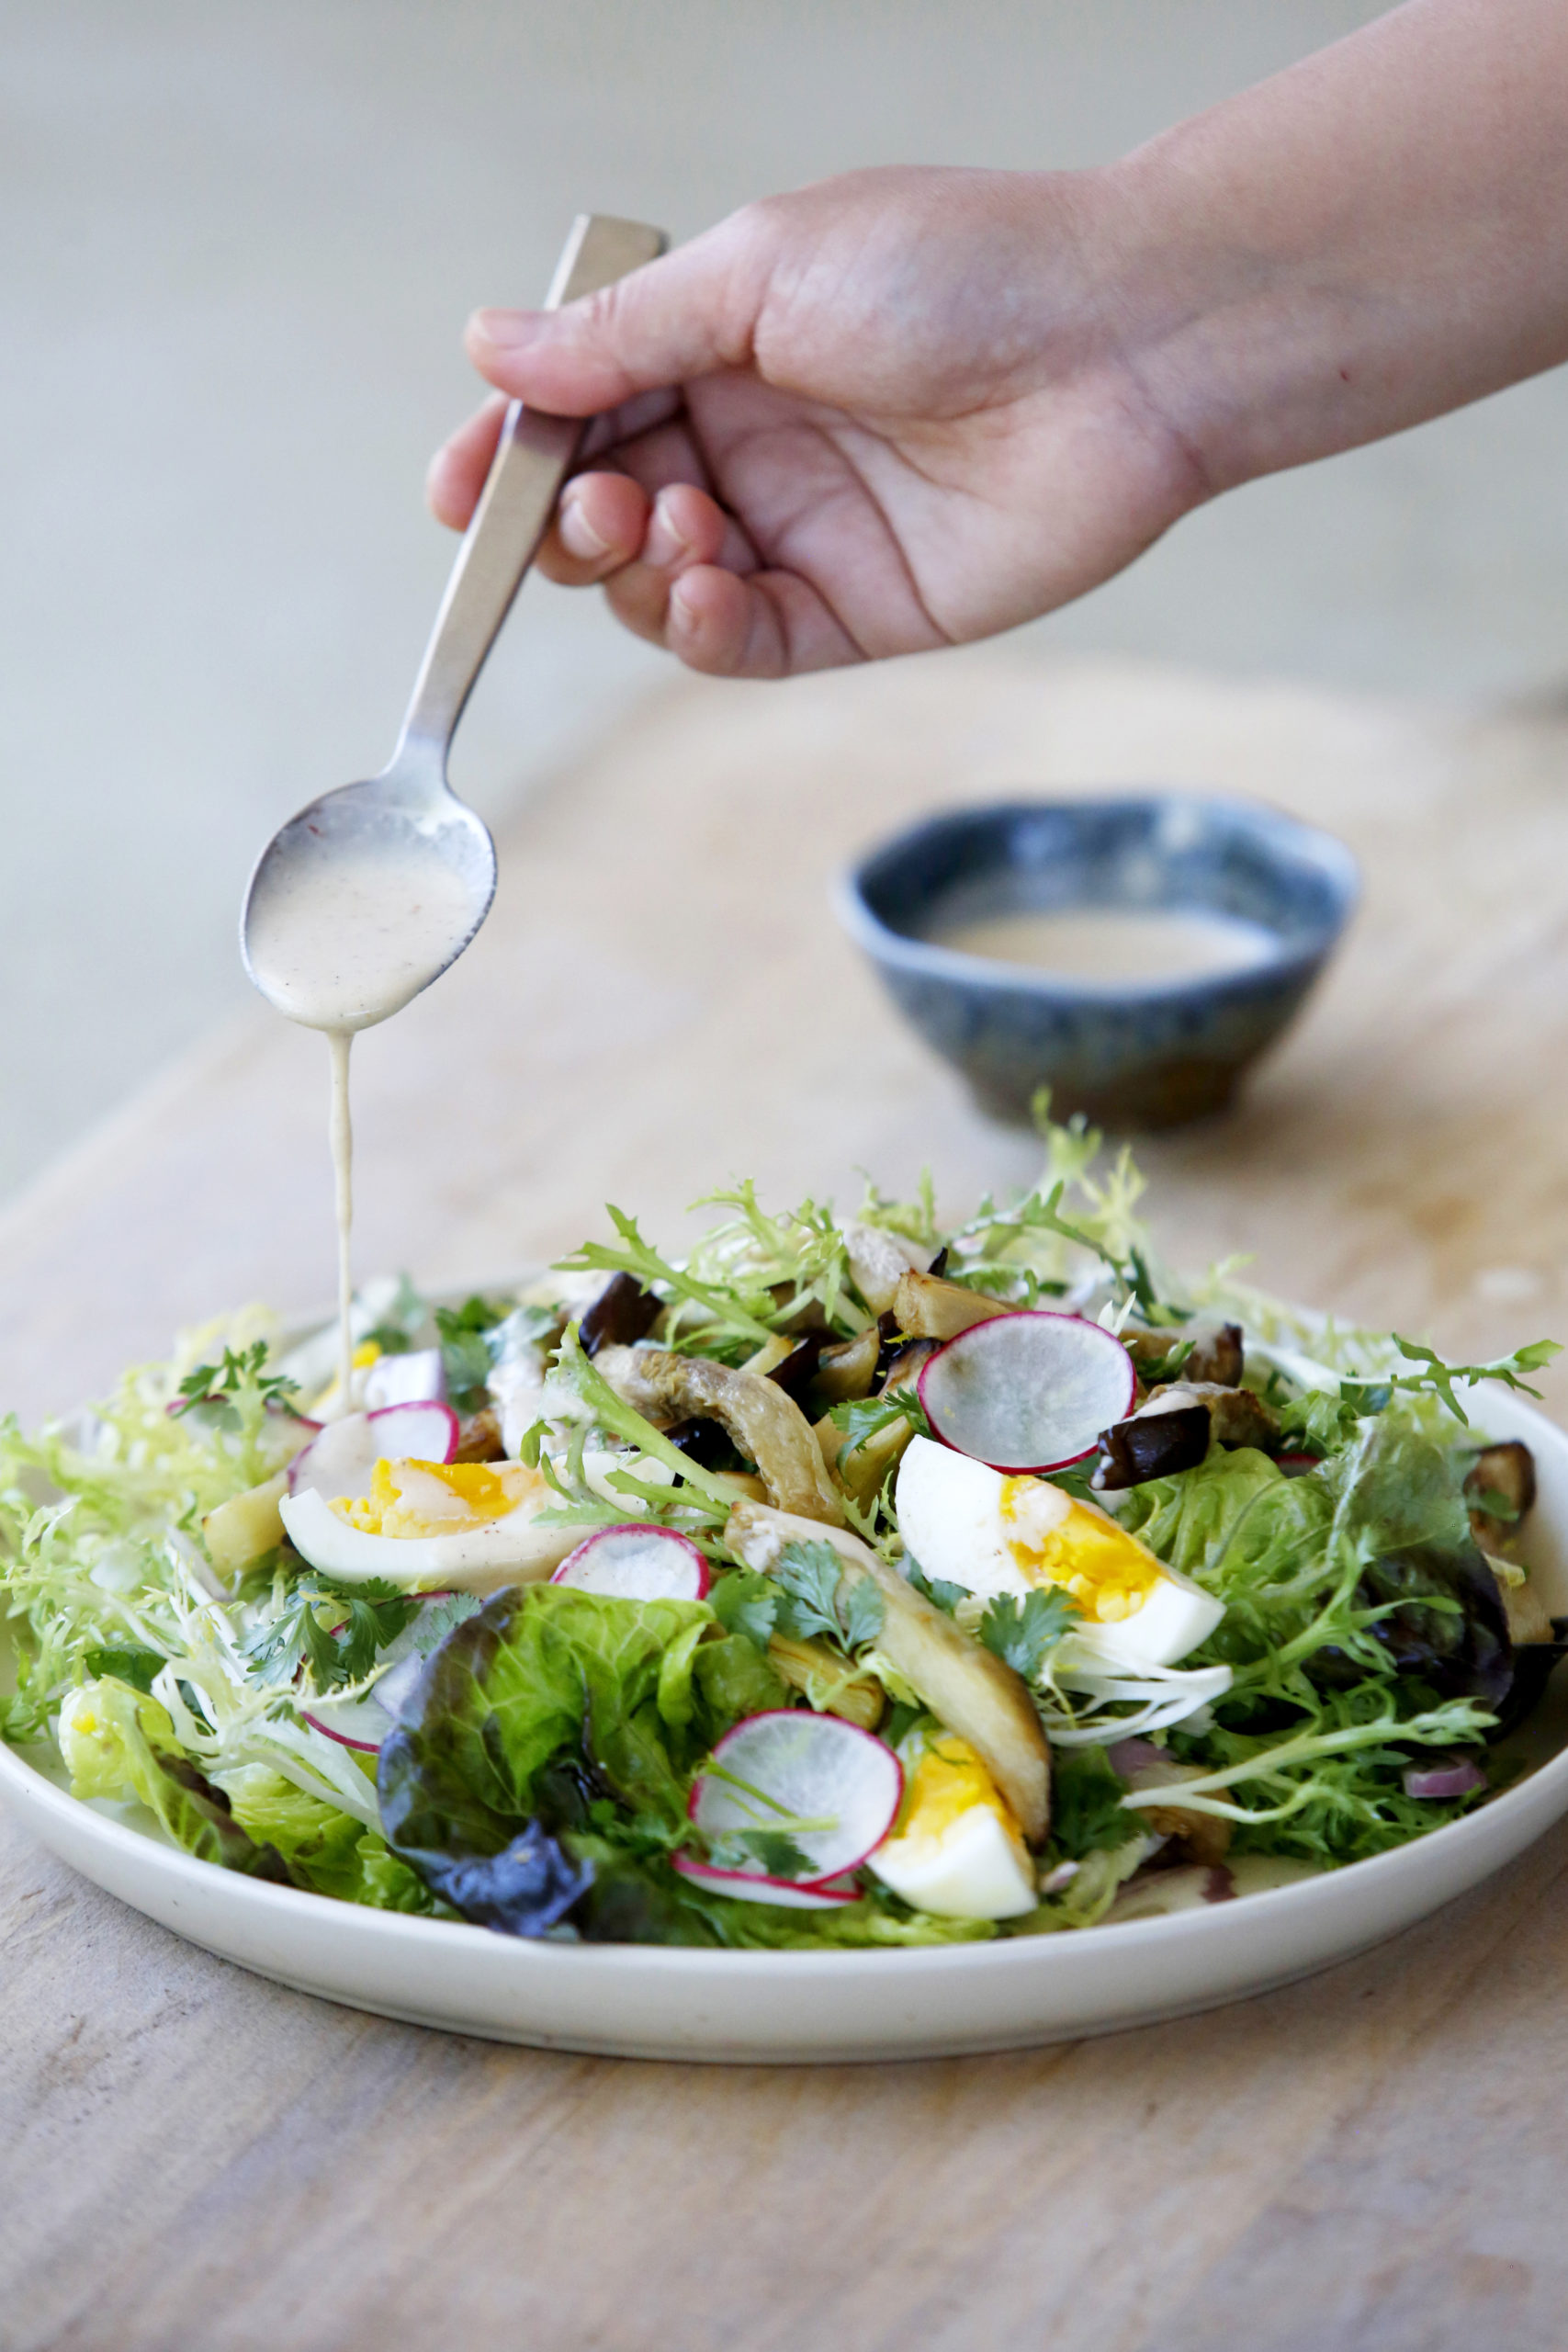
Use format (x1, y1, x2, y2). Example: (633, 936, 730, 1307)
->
(242, 764, 496, 1032)
(241, 213, 666, 1035)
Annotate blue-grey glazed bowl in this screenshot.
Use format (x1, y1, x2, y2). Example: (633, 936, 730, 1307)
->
(836, 794, 1359, 1128)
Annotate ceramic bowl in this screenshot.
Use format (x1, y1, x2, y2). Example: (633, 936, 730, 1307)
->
(836, 795, 1359, 1126)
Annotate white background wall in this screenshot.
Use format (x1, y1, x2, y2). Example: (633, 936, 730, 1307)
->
(7, 0, 1568, 1199)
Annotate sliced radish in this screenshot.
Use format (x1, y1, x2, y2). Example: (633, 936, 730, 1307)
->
(917, 1310, 1135, 1475)
(551, 1524, 711, 1602)
(688, 1711, 902, 1887)
(671, 1855, 860, 1910)
(363, 1348, 446, 1412)
(288, 1400, 461, 1499)
(302, 1592, 476, 1751)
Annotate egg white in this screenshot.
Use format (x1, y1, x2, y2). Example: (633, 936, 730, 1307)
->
(895, 1434, 1223, 1668)
(870, 1803, 1037, 1920)
(278, 1484, 576, 1594)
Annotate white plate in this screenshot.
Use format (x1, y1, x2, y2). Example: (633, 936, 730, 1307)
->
(3, 1387, 1567, 2064)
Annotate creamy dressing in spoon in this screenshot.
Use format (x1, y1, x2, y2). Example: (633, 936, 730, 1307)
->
(245, 839, 483, 1413)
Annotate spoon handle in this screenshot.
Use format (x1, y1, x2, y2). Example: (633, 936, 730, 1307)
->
(393, 213, 668, 775)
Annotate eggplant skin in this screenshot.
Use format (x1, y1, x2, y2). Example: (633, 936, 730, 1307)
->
(1093, 1383, 1277, 1490)
(1311, 1539, 1514, 1710)
(579, 1273, 660, 1359)
(1094, 1403, 1212, 1490)
(1464, 1441, 1538, 1551)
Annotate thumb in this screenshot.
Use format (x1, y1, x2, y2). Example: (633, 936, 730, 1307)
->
(465, 214, 768, 413)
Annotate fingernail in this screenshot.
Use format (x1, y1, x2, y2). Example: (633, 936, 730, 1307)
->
(558, 488, 608, 562)
(670, 575, 700, 631)
(469, 306, 547, 350)
(645, 497, 692, 571)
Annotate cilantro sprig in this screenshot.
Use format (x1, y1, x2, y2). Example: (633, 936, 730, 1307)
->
(978, 1587, 1079, 1681)
(828, 1389, 931, 1458)
(243, 1576, 419, 1693)
(771, 1539, 886, 1656)
(173, 1342, 299, 1421)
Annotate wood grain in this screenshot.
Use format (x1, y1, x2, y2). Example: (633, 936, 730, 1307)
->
(3, 647, 1568, 2350)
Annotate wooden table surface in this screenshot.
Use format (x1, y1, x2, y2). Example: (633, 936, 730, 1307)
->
(5, 649, 1568, 2351)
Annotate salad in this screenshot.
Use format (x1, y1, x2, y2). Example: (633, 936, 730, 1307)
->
(0, 1108, 1561, 1951)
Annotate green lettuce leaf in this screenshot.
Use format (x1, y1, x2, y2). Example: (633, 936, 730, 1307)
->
(61, 1679, 290, 1882)
(220, 1764, 442, 1912)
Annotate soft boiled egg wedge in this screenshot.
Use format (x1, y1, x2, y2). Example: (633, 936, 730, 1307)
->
(869, 1726, 1036, 1920)
(279, 1456, 577, 1593)
(895, 1435, 1223, 1671)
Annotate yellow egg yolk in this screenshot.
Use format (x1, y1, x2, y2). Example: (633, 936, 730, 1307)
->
(1000, 1478, 1163, 1624)
(330, 1456, 541, 1538)
(897, 1734, 1025, 1850)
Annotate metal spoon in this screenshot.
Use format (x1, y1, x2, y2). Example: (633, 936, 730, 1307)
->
(241, 212, 667, 1030)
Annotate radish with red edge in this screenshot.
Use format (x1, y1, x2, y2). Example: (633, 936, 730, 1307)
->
(917, 1309, 1135, 1475)
(363, 1348, 446, 1412)
(551, 1525, 710, 1603)
(687, 1711, 902, 1898)
(288, 1400, 461, 1499)
(671, 1855, 860, 1910)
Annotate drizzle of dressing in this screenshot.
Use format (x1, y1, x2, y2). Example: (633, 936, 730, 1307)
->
(927, 906, 1277, 983)
(245, 839, 481, 1412)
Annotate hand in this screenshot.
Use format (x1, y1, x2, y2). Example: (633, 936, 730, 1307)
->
(427, 167, 1204, 678)
(429, 2, 1568, 682)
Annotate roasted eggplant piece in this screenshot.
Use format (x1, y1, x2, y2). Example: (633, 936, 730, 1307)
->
(891, 1270, 1012, 1342)
(811, 1324, 883, 1406)
(1464, 1441, 1538, 1551)
(764, 1330, 832, 1408)
(827, 1337, 942, 1509)
(841, 1221, 934, 1317)
(660, 1415, 746, 1472)
(579, 1272, 660, 1358)
(453, 1407, 506, 1463)
(765, 1631, 886, 1730)
(1094, 1403, 1212, 1489)
(725, 1499, 1050, 1842)
(595, 1345, 845, 1525)
(1122, 1320, 1243, 1388)
(1094, 1381, 1280, 1490)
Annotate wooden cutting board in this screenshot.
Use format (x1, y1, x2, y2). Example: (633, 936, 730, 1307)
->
(4, 648, 1568, 2351)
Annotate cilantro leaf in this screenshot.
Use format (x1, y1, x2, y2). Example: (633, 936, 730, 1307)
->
(771, 1541, 844, 1644)
(906, 1558, 966, 1616)
(839, 1577, 886, 1653)
(243, 1576, 419, 1693)
(828, 1390, 931, 1455)
(978, 1587, 1078, 1680)
(173, 1341, 299, 1420)
(708, 1567, 780, 1651)
(706, 1828, 815, 1877)
(434, 1295, 511, 1414)
(1050, 1747, 1139, 1858)
(764, 1539, 886, 1657)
